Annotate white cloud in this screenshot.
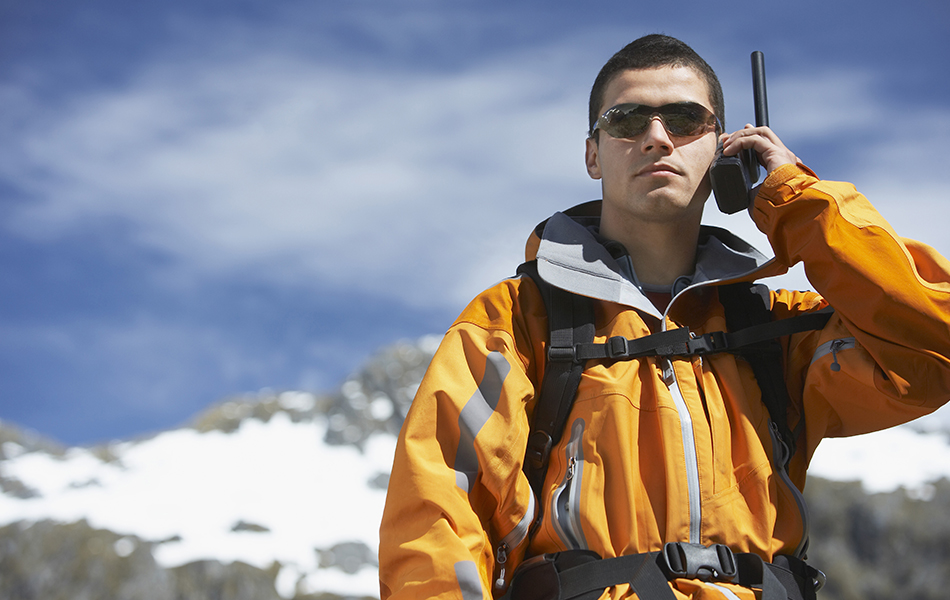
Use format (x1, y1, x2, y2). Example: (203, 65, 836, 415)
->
(3, 43, 600, 311)
(763, 70, 880, 140)
(3, 28, 948, 316)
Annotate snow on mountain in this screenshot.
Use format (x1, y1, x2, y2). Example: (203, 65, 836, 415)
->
(0, 392, 395, 598)
(809, 405, 950, 497)
(2, 335, 950, 599)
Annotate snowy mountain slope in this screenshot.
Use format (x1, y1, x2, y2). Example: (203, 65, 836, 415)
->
(809, 407, 950, 497)
(0, 336, 440, 599)
(1, 394, 395, 598)
(2, 335, 950, 599)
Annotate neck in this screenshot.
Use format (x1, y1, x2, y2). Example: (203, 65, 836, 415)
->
(599, 207, 701, 287)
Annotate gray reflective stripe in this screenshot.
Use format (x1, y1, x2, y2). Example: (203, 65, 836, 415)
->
(706, 582, 742, 600)
(454, 560, 485, 600)
(455, 351, 511, 492)
(664, 358, 702, 543)
(551, 418, 588, 549)
(809, 337, 857, 367)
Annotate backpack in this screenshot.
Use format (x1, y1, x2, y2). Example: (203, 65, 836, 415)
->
(506, 260, 833, 600)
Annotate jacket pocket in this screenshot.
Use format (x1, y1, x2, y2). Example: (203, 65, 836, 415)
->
(550, 418, 588, 550)
(810, 337, 857, 372)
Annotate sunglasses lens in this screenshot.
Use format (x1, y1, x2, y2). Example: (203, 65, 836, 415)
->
(600, 108, 649, 138)
(597, 103, 717, 139)
(662, 104, 713, 136)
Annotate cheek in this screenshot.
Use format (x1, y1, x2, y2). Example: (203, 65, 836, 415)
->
(684, 141, 717, 181)
(679, 141, 716, 201)
(604, 143, 637, 170)
(695, 172, 712, 199)
(592, 149, 623, 182)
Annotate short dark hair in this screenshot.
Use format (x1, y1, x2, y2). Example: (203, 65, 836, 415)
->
(588, 34, 725, 137)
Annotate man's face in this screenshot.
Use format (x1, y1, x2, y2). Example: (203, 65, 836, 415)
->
(586, 66, 719, 227)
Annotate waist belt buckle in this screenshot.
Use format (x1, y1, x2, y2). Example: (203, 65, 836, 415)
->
(660, 542, 738, 583)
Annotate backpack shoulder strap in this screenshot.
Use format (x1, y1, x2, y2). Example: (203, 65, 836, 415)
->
(718, 281, 817, 558)
(516, 261, 595, 498)
(717, 282, 797, 458)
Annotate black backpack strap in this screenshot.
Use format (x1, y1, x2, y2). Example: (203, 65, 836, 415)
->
(503, 544, 822, 600)
(502, 549, 675, 600)
(718, 282, 797, 456)
(562, 308, 832, 364)
(517, 261, 595, 498)
(718, 282, 825, 560)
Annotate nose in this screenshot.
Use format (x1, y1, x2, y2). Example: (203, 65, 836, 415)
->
(640, 116, 673, 155)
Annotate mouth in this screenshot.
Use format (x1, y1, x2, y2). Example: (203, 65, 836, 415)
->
(637, 163, 681, 177)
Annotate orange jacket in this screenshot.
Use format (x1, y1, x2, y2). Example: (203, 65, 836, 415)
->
(378, 164, 950, 599)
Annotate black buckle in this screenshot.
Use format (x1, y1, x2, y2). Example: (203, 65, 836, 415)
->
(606, 336, 629, 358)
(548, 346, 575, 362)
(686, 331, 727, 355)
(660, 542, 737, 583)
(525, 431, 553, 470)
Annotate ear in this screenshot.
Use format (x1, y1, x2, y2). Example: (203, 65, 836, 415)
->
(585, 136, 602, 180)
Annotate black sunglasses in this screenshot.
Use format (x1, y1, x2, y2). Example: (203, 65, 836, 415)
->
(591, 102, 721, 139)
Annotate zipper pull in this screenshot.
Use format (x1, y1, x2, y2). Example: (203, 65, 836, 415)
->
(661, 358, 675, 386)
(830, 340, 844, 372)
(494, 542, 509, 591)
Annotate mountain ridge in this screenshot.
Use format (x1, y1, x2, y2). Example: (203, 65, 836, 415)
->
(0, 335, 442, 600)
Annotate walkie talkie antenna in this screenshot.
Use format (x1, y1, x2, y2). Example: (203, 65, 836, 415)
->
(752, 51, 768, 128)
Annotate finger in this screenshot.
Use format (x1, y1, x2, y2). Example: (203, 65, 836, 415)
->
(724, 126, 782, 151)
(721, 127, 798, 170)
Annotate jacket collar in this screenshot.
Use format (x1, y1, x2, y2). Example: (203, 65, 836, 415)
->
(527, 201, 787, 319)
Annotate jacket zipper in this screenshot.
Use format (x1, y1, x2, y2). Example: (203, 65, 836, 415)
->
(768, 421, 810, 558)
(494, 542, 509, 592)
(551, 418, 588, 549)
(662, 357, 702, 543)
(493, 481, 537, 593)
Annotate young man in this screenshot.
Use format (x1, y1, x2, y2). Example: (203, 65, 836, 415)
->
(378, 34, 950, 600)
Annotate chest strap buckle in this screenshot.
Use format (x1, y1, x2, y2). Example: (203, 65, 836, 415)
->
(660, 542, 738, 583)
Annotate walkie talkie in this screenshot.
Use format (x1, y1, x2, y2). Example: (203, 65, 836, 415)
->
(710, 51, 769, 214)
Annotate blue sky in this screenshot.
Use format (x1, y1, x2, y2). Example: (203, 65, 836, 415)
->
(2, 0, 948, 446)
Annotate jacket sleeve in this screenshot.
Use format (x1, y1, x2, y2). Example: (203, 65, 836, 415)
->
(378, 278, 544, 600)
(752, 164, 950, 449)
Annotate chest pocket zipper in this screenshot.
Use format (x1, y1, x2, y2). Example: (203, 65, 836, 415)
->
(811, 337, 857, 372)
(551, 418, 588, 550)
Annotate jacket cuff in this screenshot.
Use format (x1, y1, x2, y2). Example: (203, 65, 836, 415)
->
(756, 163, 819, 206)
